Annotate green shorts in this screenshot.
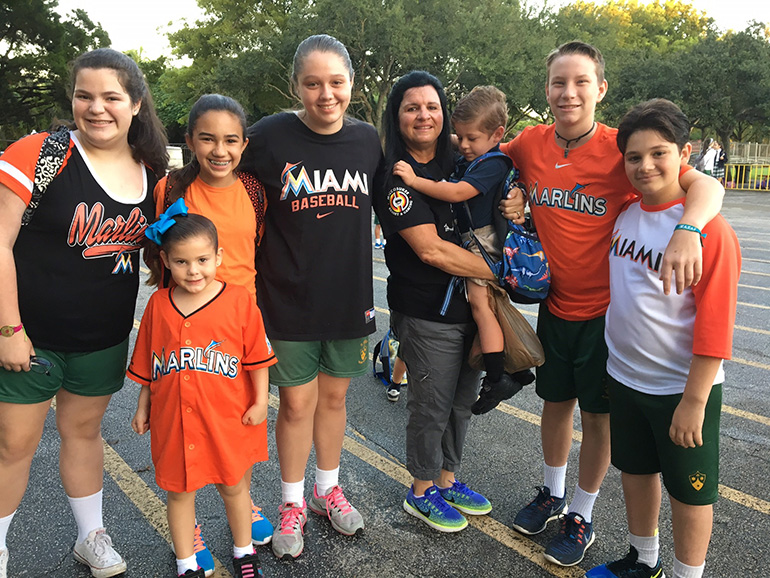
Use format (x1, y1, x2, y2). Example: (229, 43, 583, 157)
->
(609, 376, 722, 506)
(269, 337, 370, 387)
(535, 305, 609, 413)
(0, 338, 129, 404)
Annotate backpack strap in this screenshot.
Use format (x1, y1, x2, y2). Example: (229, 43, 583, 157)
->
(21, 126, 70, 226)
(463, 150, 511, 175)
(236, 171, 267, 248)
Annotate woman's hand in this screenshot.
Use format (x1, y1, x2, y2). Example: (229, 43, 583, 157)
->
(242, 400, 267, 426)
(0, 331, 34, 372)
(660, 229, 703, 295)
(393, 161, 417, 187)
(499, 185, 526, 225)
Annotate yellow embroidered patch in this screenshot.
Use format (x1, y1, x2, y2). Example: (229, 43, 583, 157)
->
(689, 471, 706, 491)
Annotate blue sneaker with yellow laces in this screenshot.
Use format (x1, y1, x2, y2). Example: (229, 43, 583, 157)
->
(403, 485, 468, 532)
(437, 480, 492, 515)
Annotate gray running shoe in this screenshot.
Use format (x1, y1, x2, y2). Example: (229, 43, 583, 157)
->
(271, 501, 307, 560)
(308, 484, 364, 536)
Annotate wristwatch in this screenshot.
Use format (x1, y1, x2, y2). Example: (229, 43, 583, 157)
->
(0, 324, 23, 338)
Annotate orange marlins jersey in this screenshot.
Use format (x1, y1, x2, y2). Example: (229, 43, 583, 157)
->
(501, 123, 637, 321)
(127, 282, 276, 493)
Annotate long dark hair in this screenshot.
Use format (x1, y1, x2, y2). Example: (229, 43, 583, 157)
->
(70, 48, 168, 176)
(383, 70, 453, 175)
(166, 94, 248, 203)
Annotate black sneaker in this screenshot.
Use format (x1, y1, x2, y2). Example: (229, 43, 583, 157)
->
(511, 369, 535, 386)
(512, 486, 567, 535)
(387, 382, 402, 402)
(543, 512, 595, 566)
(471, 373, 524, 415)
(233, 552, 264, 578)
(178, 568, 205, 577)
(585, 546, 665, 577)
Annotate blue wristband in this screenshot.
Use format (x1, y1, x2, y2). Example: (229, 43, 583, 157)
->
(674, 223, 707, 239)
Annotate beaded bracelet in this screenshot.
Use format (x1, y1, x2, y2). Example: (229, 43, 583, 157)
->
(674, 223, 707, 245)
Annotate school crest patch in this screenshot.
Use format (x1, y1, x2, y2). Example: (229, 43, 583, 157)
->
(689, 471, 706, 491)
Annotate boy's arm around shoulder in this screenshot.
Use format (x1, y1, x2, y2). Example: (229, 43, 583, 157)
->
(660, 169, 724, 295)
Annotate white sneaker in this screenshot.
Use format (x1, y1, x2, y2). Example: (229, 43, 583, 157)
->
(0, 548, 8, 578)
(73, 528, 127, 577)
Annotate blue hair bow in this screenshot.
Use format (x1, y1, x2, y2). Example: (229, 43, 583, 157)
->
(145, 197, 188, 245)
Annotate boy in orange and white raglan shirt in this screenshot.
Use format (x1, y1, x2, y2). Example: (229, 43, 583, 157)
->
(498, 41, 725, 567)
(587, 98, 740, 578)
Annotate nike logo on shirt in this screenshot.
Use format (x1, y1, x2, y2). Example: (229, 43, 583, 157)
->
(316, 211, 334, 219)
(555, 163, 572, 169)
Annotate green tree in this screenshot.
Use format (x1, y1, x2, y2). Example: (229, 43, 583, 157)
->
(163, 0, 554, 132)
(0, 0, 109, 140)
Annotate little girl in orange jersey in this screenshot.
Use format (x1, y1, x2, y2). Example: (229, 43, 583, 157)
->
(128, 204, 276, 578)
(144, 94, 273, 574)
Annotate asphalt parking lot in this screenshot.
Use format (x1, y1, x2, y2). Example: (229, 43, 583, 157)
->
(7, 190, 770, 577)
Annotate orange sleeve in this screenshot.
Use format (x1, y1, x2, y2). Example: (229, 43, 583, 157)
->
(240, 288, 277, 369)
(0, 133, 54, 205)
(691, 216, 741, 359)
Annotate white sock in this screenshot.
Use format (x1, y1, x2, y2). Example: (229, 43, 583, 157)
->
(629, 532, 660, 568)
(281, 479, 305, 505)
(233, 544, 255, 558)
(673, 557, 705, 578)
(543, 463, 567, 499)
(176, 554, 198, 574)
(0, 511, 16, 550)
(567, 484, 599, 522)
(315, 467, 339, 497)
(67, 490, 104, 543)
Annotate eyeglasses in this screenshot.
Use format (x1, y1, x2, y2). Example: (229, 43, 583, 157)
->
(30, 356, 54, 376)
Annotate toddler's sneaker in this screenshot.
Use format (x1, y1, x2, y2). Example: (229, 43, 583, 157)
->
(471, 373, 524, 415)
(192, 523, 215, 577)
(437, 480, 492, 515)
(512, 486, 567, 535)
(585, 546, 665, 577)
(233, 552, 264, 578)
(178, 569, 205, 578)
(403, 485, 468, 533)
(374, 240, 383, 249)
(271, 500, 307, 560)
(387, 381, 402, 402)
(543, 512, 595, 567)
(251, 502, 273, 545)
(0, 548, 8, 578)
(308, 484, 364, 536)
(72, 528, 127, 578)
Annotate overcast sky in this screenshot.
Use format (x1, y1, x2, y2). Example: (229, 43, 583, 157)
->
(55, 0, 770, 61)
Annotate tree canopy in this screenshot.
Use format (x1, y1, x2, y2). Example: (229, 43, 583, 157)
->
(0, 0, 108, 141)
(3, 0, 770, 146)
